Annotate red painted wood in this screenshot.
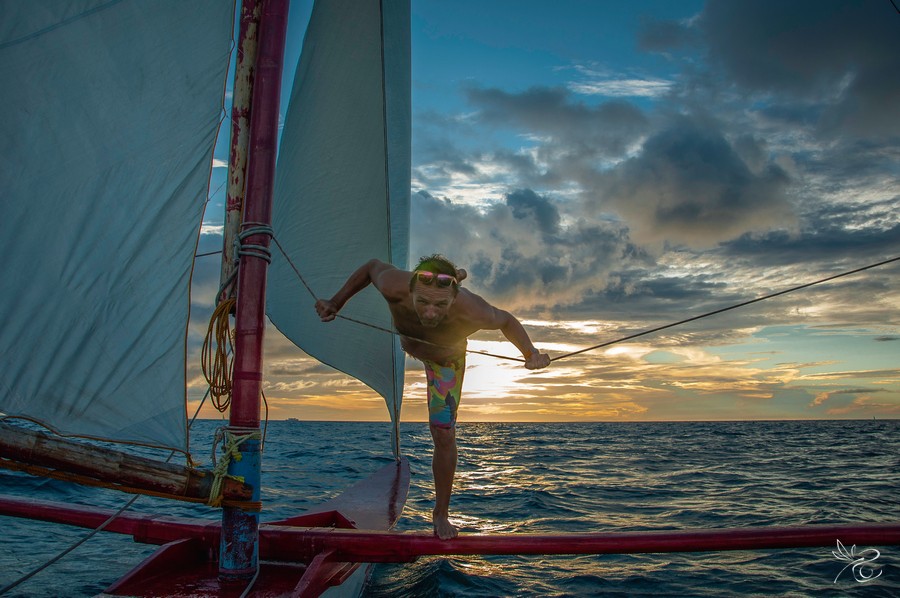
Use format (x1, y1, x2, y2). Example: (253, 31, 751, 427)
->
(104, 538, 205, 594)
(259, 522, 900, 562)
(221, 0, 290, 580)
(0, 458, 410, 595)
(291, 549, 359, 597)
(107, 551, 309, 597)
(0, 495, 219, 546)
(2, 495, 897, 562)
(230, 0, 288, 431)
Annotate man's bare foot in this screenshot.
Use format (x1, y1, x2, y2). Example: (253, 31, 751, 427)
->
(432, 513, 458, 540)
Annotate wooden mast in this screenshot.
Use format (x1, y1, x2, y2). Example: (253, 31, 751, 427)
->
(219, 0, 260, 302)
(218, 0, 290, 582)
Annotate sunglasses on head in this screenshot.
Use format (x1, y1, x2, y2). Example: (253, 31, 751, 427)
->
(415, 271, 458, 288)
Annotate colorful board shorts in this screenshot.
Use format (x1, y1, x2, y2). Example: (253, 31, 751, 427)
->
(422, 355, 466, 429)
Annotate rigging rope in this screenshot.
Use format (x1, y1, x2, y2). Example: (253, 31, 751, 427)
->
(0, 493, 141, 596)
(271, 235, 899, 364)
(550, 255, 900, 362)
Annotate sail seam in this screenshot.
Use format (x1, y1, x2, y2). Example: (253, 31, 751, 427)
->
(0, 0, 126, 51)
(380, 0, 402, 459)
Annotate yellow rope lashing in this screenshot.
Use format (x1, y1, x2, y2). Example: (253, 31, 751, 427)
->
(207, 428, 261, 508)
(202, 298, 235, 412)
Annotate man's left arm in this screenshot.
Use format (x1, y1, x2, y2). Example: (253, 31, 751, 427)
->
(459, 290, 550, 369)
(494, 310, 551, 370)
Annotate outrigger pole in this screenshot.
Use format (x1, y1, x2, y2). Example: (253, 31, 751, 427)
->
(1, 496, 897, 561)
(220, 0, 290, 583)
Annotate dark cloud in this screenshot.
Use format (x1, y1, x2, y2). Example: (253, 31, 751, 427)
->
(409, 1, 896, 332)
(426, 87, 802, 250)
(721, 223, 900, 266)
(598, 116, 795, 247)
(465, 85, 649, 158)
(699, 0, 900, 138)
(506, 188, 560, 235)
(411, 189, 639, 311)
(639, 2, 900, 138)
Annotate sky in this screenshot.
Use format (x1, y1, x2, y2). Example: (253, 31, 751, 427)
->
(191, 0, 899, 424)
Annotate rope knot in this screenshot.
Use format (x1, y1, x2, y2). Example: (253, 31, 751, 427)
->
(207, 427, 261, 508)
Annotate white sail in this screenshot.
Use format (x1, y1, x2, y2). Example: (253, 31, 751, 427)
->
(268, 0, 411, 454)
(0, 1, 232, 451)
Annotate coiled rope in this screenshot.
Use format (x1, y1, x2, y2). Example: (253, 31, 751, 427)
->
(202, 298, 235, 412)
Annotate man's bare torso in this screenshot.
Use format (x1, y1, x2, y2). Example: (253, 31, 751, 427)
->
(387, 291, 480, 362)
(375, 267, 490, 363)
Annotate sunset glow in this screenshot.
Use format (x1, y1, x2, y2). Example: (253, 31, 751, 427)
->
(190, 0, 899, 423)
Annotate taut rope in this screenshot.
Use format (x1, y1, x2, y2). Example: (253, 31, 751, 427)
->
(271, 236, 899, 363)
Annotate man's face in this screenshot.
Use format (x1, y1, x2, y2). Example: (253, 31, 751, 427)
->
(412, 282, 455, 328)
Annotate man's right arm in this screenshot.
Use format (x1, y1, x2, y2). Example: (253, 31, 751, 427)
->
(315, 259, 399, 322)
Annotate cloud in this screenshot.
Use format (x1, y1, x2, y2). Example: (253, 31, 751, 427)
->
(647, 0, 900, 139)
(565, 64, 674, 98)
(506, 188, 560, 235)
(464, 85, 650, 160)
(411, 189, 643, 311)
(810, 387, 884, 407)
(722, 224, 900, 266)
(825, 395, 900, 417)
(429, 85, 807, 251)
(597, 115, 795, 247)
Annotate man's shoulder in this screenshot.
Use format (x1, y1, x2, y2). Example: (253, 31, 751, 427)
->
(453, 288, 499, 323)
(372, 264, 411, 301)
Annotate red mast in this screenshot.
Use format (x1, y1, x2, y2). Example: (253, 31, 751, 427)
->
(219, 0, 290, 582)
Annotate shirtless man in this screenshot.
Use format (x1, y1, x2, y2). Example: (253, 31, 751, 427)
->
(315, 254, 551, 539)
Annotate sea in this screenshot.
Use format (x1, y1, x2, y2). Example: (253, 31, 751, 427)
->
(1, 420, 897, 597)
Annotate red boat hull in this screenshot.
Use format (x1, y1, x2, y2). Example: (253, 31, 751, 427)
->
(0, 458, 410, 598)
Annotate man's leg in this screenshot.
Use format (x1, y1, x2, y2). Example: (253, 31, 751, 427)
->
(430, 424, 458, 540)
(422, 357, 465, 540)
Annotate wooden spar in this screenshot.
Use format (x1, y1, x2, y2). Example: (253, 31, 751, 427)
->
(220, 0, 290, 582)
(219, 0, 260, 301)
(1, 496, 897, 561)
(0, 422, 251, 503)
(264, 524, 900, 562)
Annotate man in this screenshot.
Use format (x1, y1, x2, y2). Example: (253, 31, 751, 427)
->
(315, 254, 551, 540)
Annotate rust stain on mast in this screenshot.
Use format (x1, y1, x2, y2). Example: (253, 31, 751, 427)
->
(220, 1, 261, 302)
